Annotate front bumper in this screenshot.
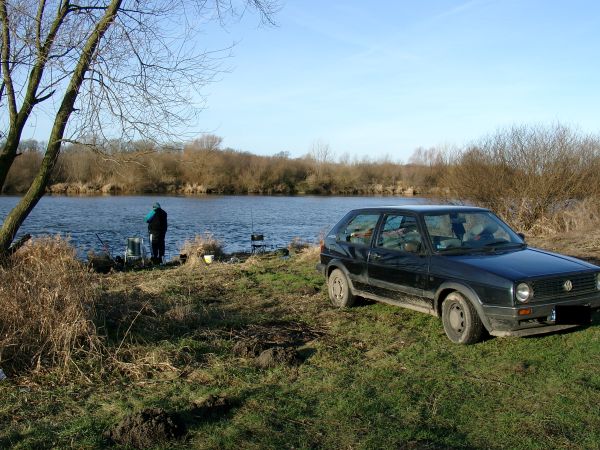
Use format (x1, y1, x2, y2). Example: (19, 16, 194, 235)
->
(484, 294, 600, 337)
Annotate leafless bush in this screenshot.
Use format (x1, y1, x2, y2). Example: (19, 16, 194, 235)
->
(6, 136, 450, 197)
(0, 136, 450, 195)
(0, 237, 101, 375)
(443, 124, 600, 234)
(3, 149, 44, 193)
(405, 146, 448, 188)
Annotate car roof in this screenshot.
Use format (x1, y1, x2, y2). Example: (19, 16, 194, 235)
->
(349, 204, 490, 214)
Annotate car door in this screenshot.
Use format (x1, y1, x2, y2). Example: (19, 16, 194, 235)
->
(367, 213, 432, 305)
(335, 212, 381, 292)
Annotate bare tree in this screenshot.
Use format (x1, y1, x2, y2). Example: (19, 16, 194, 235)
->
(0, 0, 277, 254)
(304, 139, 334, 193)
(308, 139, 333, 179)
(193, 134, 224, 152)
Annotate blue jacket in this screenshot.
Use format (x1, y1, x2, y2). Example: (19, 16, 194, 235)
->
(145, 208, 168, 234)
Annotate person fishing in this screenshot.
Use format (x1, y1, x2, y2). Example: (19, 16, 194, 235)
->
(145, 202, 168, 264)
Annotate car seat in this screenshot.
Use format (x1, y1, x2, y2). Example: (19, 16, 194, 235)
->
(463, 222, 498, 242)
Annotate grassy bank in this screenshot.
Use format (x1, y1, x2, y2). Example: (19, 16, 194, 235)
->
(0, 238, 599, 449)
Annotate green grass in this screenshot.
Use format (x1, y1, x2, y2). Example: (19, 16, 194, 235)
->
(1, 250, 599, 449)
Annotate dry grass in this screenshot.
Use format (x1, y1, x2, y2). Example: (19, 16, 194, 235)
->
(179, 233, 224, 266)
(295, 244, 320, 262)
(528, 227, 600, 264)
(528, 197, 600, 236)
(93, 265, 220, 380)
(288, 237, 311, 252)
(0, 237, 100, 375)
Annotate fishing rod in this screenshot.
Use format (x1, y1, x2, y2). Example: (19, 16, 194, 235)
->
(95, 233, 114, 261)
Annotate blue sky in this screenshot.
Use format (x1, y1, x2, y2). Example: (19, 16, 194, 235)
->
(23, 0, 600, 162)
(192, 0, 600, 161)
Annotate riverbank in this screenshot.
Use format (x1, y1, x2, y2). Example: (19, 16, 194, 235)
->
(0, 235, 599, 449)
(40, 181, 432, 196)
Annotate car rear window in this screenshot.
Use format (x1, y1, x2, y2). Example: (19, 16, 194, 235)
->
(337, 214, 379, 246)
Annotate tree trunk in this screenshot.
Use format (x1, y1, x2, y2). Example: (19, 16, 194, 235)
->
(0, 0, 123, 255)
(0, 140, 61, 252)
(0, 149, 18, 191)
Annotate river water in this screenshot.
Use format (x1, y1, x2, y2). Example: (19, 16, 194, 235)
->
(0, 195, 432, 258)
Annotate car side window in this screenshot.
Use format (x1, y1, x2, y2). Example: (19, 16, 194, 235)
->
(338, 214, 380, 246)
(377, 214, 422, 252)
(424, 214, 452, 237)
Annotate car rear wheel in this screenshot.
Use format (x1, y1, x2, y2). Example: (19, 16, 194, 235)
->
(328, 268, 356, 308)
(441, 292, 484, 344)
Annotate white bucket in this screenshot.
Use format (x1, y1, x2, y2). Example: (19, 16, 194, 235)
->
(203, 254, 214, 264)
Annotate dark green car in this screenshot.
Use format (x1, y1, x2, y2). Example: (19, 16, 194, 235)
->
(317, 205, 600, 344)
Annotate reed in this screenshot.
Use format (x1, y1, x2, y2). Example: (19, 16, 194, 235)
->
(179, 233, 225, 265)
(0, 237, 100, 375)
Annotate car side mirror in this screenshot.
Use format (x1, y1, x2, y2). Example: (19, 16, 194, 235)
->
(517, 232, 526, 241)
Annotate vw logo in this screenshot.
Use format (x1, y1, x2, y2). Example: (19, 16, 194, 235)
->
(563, 280, 573, 292)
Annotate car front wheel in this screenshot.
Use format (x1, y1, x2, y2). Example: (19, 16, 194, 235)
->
(441, 292, 484, 344)
(327, 268, 356, 308)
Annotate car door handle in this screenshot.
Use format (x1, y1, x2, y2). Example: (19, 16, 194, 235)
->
(370, 253, 381, 260)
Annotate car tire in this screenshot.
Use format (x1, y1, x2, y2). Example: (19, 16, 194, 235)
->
(441, 292, 484, 344)
(328, 268, 356, 308)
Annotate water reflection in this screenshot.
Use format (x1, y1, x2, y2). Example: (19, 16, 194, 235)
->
(0, 195, 430, 258)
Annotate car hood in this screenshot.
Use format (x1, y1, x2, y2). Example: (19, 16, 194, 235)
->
(447, 247, 596, 280)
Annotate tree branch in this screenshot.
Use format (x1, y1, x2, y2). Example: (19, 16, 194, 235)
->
(17, 1, 71, 126)
(0, 0, 17, 119)
(33, 89, 55, 104)
(35, 0, 47, 53)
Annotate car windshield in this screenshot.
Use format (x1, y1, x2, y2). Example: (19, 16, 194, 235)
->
(423, 211, 524, 253)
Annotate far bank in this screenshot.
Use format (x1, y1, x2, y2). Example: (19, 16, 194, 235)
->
(31, 181, 438, 197)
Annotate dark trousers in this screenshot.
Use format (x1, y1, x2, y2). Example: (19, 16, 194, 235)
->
(150, 232, 166, 260)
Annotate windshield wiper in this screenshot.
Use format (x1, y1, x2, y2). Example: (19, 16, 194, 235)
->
(438, 241, 525, 255)
(481, 241, 526, 251)
(437, 247, 467, 254)
(437, 246, 480, 254)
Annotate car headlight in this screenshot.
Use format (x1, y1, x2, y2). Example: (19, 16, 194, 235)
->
(596, 273, 600, 291)
(515, 282, 533, 303)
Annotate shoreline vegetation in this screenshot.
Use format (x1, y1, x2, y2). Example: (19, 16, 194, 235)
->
(3, 134, 440, 197)
(41, 181, 429, 197)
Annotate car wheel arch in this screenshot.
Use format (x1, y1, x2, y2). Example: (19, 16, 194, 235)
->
(326, 260, 354, 286)
(434, 282, 492, 332)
